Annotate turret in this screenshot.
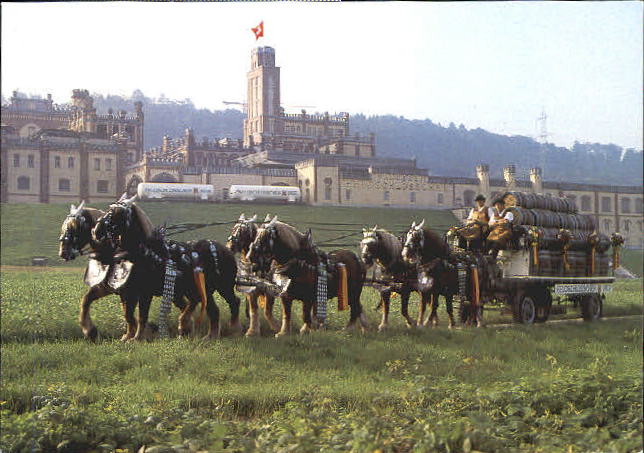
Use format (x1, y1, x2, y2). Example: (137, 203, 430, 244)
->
(529, 167, 543, 194)
(476, 164, 490, 199)
(503, 164, 516, 190)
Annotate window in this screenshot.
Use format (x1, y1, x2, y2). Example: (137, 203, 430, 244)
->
(27, 155, 34, 168)
(437, 193, 444, 205)
(601, 197, 612, 212)
(324, 187, 332, 201)
(94, 159, 101, 171)
(581, 195, 592, 211)
(17, 176, 30, 190)
(106, 158, 112, 171)
(636, 198, 643, 214)
(54, 156, 61, 168)
(128, 153, 134, 163)
(384, 191, 390, 201)
(13, 154, 20, 167)
(68, 157, 75, 168)
(345, 189, 351, 200)
(59, 178, 71, 192)
(621, 198, 631, 213)
(603, 220, 611, 232)
(410, 192, 416, 203)
(97, 180, 109, 193)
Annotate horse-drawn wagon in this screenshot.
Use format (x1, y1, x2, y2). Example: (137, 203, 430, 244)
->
(442, 191, 622, 325)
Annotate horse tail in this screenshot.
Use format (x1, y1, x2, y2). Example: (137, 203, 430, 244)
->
(337, 263, 349, 311)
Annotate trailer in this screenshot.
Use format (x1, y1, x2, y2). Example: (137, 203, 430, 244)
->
(228, 185, 301, 203)
(137, 183, 214, 201)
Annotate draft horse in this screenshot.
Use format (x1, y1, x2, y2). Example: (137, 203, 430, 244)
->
(360, 226, 428, 330)
(401, 220, 460, 328)
(246, 216, 368, 335)
(227, 214, 280, 336)
(92, 194, 241, 339)
(58, 201, 126, 341)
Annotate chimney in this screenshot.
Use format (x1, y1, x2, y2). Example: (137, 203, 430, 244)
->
(476, 164, 490, 199)
(530, 167, 543, 194)
(503, 164, 516, 190)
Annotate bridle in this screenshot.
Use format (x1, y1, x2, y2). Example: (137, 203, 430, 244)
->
(94, 202, 133, 248)
(402, 228, 424, 263)
(59, 213, 90, 259)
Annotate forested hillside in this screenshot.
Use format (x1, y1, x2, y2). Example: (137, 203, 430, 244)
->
(7, 91, 641, 185)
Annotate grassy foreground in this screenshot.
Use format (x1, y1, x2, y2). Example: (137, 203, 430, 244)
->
(1, 266, 642, 452)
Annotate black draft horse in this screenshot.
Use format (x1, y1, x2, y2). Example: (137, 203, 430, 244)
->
(92, 195, 242, 339)
(360, 226, 428, 330)
(227, 213, 280, 336)
(401, 220, 460, 328)
(246, 216, 368, 335)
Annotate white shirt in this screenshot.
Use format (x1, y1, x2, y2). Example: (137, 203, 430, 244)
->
(467, 206, 495, 221)
(489, 209, 514, 226)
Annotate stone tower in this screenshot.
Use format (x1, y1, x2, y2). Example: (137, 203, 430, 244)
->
(503, 164, 517, 190)
(530, 167, 543, 194)
(476, 164, 490, 199)
(243, 47, 282, 148)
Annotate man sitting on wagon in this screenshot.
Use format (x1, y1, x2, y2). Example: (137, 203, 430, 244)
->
(487, 198, 514, 259)
(455, 194, 495, 251)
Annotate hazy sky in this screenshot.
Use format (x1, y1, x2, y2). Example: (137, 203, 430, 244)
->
(2, 2, 642, 149)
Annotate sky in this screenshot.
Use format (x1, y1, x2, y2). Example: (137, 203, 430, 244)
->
(2, 2, 642, 150)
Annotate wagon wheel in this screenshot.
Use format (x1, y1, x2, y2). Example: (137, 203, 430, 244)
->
(534, 287, 552, 323)
(580, 294, 603, 321)
(512, 292, 536, 324)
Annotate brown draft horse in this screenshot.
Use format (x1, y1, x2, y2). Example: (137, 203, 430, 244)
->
(227, 214, 280, 336)
(92, 195, 241, 339)
(401, 220, 459, 328)
(246, 216, 368, 335)
(58, 201, 126, 341)
(360, 226, 427, 330)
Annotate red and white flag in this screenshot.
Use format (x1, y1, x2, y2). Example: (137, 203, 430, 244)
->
(252, 21, 264, 41)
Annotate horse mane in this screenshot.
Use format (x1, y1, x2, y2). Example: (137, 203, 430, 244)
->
(83, 207, 104, 224)
(130, 203, 154, 240)
(274, 221, 305, 252)
(375, 229, 403, 257)
(422, 227, 450, 259)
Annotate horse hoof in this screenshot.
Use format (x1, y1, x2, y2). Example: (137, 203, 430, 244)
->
(275, 331, 289, 338)
(85, 326, 98, 342)
(299, 326, 311, 335)
(245, 329, 260, 337)
(448, 323, 455, 330)
(377, 323, 387, 332)
(120, 334, 133, 342)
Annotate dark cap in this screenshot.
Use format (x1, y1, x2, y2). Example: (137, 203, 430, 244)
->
(492, 198, 505, 205)
(475, 194, 486, 202)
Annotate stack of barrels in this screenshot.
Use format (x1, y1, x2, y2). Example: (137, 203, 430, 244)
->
(502, 192, 611, 277)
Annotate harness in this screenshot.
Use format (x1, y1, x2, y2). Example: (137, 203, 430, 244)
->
(60, 213, 90, 258)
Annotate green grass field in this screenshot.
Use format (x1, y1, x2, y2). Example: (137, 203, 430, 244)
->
(1, 202, 642, 452)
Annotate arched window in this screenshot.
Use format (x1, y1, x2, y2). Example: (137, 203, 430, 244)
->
(621, 198, 631, 213)
(54, 156, 61, 168)
(17, 176, 30, 190)
(384, 191, 390, 201)
(437, 193, 444, 205)
(463, 190, 475, 206)
(58, 178, 71, 192)
(324, 177, 332, 201)
(581, 195, 592, 211)
(68, 157, 75, 168)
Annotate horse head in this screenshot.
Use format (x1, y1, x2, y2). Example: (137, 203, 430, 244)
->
(59, 201, 100, 261)
(227, 213, 258, 255)
(246, 216, 303, 266)
(359, 226, 382, 267)
(92, 193, 147, 252)
(402, 219, 425, 264)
